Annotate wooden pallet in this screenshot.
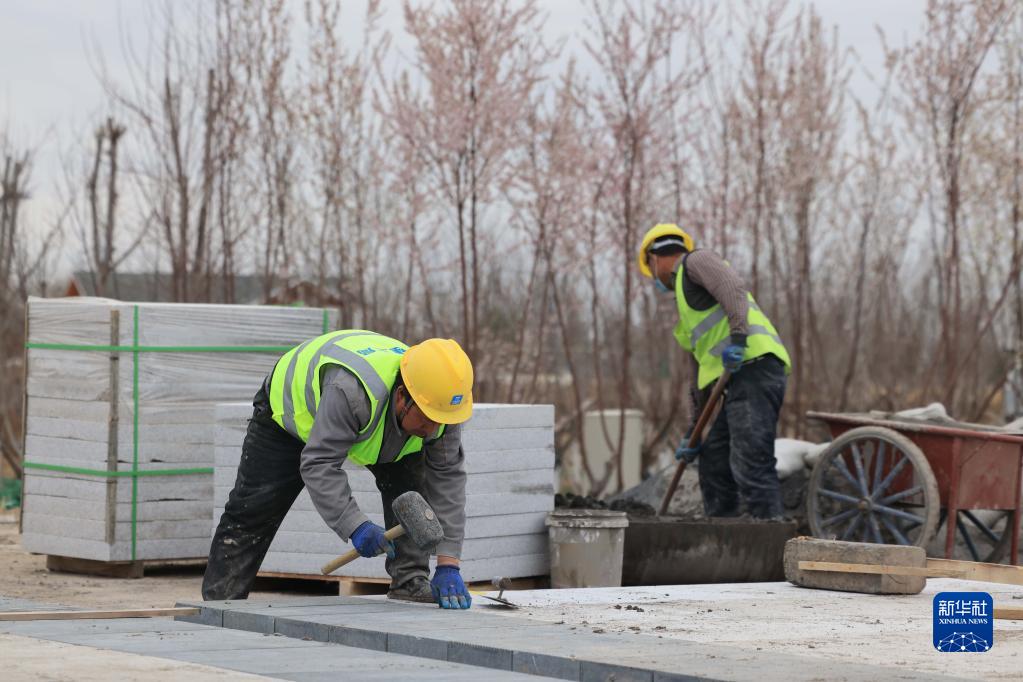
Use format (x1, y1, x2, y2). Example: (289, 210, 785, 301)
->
(45, 554, 206, 580)
(255, 570, 548, 596)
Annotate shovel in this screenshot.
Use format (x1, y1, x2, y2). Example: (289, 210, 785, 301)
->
(658, 371, 730, 516)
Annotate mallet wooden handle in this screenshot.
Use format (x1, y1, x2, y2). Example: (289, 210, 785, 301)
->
(321, 525, 406, 575)
(659, 371, 730, 516)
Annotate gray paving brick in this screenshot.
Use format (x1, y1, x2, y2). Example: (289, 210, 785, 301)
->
(328, 624, 387, 651)
(447, 640, 514, 670)
(54, 628, 310, 655)
(513, 650, 581, 680)
(580, 660, 654, 682)
(235, 603, 397, 618)
(174, 603, 223, 627)
(653, 672, 709, 682)
(0, 617, 208, 637)
(387, 632, 449, 661)
(223, 609, 274, 634)
(275, 616, 329, 642)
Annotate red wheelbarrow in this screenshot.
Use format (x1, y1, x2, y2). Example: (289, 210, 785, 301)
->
(805, 411, 1023, 565)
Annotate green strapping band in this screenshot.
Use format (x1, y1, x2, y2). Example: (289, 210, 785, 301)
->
(23, 462, 214, 478)
(132, 305, 139, 559)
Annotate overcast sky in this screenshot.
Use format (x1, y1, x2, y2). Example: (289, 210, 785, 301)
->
(0, 0, 928, 240)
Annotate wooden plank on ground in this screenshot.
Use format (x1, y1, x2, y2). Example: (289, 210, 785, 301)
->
(926, 559, 1023, 587)
(46, 554, 144, 579)
(799, 559, 1023, 586)
(994, 605, 1023, 620)
(0, 607, 199, 621)
(797, 561, 961, 578)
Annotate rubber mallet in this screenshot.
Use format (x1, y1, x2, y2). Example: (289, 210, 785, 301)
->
(321, 491, 444, 575)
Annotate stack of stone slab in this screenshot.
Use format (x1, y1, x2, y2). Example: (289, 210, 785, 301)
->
(21, 296, 335, 563)
(213, 402, 555, 581)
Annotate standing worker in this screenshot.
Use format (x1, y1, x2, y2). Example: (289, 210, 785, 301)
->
(638, 224, 792, 519)
(203, 329, 475, 609)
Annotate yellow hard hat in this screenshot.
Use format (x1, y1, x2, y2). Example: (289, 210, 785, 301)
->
(637, 223, 694, 278)
(400, 338, 474, 424)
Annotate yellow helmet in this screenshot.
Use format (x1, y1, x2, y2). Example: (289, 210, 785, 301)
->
(637, 223, 694, 278)
(400, 338, 474, 424)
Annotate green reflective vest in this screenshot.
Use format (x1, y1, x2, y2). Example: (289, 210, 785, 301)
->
(268, 329, 441, 466)
(673, 258, 792, 389)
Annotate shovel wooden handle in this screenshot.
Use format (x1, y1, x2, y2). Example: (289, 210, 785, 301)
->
(321, 525, 407, 575)
(658, 371, 730, 516)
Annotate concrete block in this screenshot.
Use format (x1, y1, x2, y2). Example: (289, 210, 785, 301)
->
(653, 673, 704, 682)
(580, 661, 654, 682)
(275, 616, 330, 642)
(174, 602, 223, 627)
(328, 624, 388, 651)
(387, 632, 449, 661)
(56, 627, 311, 655)
(0, 617, 207, 638)
(783, 537, 926, 595)
(447, 640, 514, 670)
(513, 651, 581, 680)
(224, 609, 275, 634)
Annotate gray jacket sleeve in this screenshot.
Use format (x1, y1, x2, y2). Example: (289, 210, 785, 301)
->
(299, 367, 371, 541)
(685, 250, 750, 341)
(422, 424, 467, 559)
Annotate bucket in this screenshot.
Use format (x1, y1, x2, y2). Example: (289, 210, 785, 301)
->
(546, 509, 629, 588)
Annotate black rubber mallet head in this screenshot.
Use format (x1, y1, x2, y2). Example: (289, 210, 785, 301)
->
(321, 491, 444, 575)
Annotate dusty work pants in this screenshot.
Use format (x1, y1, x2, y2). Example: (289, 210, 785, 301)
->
(202, 384, 429, 601)
(698, 354, 787, 519)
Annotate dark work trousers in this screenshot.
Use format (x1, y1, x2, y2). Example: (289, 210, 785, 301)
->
(698, 354, 787, 519)
(202, 384, 429, 601)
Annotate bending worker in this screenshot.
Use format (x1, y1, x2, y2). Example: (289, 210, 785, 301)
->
(638, 224, 792, 519)
(203, 329, 474, 609)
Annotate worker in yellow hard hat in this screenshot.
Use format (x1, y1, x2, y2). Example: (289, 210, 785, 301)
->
(638, 224, 792, 519)
(204, 330, 475, 609)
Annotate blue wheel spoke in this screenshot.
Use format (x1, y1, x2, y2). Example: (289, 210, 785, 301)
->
(819, 488, 862, 506)
(873, 503, 925, 525)
(851, 444, 870, 497)
(821, 508, 859, 528)
(877, 485, 923, 506)
(841, 514, 863, 541)
(871, 454, 910, 501)
(961, 510, 1002, 544)
(956, 515, 981, 562)
(868, 512, 884, 544)
(879, 514, 910, 545)
(871, 441, 886, 492)
(830, 455, 863, 492)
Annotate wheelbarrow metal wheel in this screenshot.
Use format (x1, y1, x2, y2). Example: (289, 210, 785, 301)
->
(807, 426, 940, 548)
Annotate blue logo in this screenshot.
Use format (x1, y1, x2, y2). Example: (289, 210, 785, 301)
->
(450, 394, 463, 405)
(356, 348, 376, 356)
(934, 592, 992, 652)
(390, 347, 406, 355)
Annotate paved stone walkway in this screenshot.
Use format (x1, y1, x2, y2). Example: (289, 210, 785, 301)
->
(0, 596, 554, 681)
(178, 595, 971, 681)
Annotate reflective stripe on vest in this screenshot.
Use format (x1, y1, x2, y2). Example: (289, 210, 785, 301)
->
(268, 330, 441, 466)
(672, 262, 792, 389)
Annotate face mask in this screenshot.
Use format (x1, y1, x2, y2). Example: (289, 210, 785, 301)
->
(653, 277, 672, 294)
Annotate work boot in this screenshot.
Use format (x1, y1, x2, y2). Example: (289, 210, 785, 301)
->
(386, 576, 434, 604)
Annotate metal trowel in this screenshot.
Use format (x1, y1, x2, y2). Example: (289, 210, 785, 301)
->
(479, 576, 519, 609)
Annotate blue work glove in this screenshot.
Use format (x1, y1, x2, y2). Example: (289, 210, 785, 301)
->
(721, 344, 745, 373)
(431, 565, 472, 609)
(349, 521, 396, 559)
(675, 435, 702, 463)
